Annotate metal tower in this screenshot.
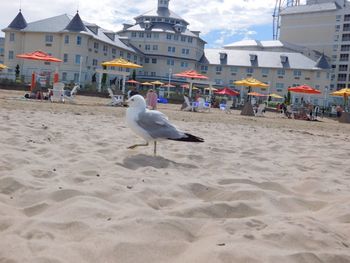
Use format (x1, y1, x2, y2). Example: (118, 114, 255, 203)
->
(273, 0, 301, 40)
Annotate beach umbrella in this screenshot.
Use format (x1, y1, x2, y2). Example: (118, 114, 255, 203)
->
(142, 82, 153, 86)
(16, 50, 62, 91)
(0, 64, 8, 70)
(150, 80, 164, 86)
(126, 79, 140, 84)
(234, 77, 269, 88)
(268, 93, 284, 99)
(330, 88, 350, 107)
(247, 91, 267, 97)
(215, 87, 240, 96)
(174, 70, 208, 98)
(101, 58, 142, 69)
(162, 83, 176, 88)
(288, 85, 321, 94)
(101, 58, 142, 94)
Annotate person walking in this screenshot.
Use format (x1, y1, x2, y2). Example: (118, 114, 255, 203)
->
(146, 89, 158, 110)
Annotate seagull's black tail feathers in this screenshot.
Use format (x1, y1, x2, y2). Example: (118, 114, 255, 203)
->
(169, 133, 204, 143)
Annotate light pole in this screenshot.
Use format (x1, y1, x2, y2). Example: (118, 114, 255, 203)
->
(168, 68, 172, 98)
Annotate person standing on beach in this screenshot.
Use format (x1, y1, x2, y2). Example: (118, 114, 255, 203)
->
(146, 89, 158, 110)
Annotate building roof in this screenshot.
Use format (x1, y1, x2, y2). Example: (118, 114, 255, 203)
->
(224, 40, 286, 49)
(315, 54, 331, 69)
(202, 49, 321, 70)
(121, 22, 201, 38)
(281, 2, 338, 15)
(6, 10, 27, 30)
(3, 14, 135, 53)
(64, 12, 87, 32)
(135, 8, 188, 24)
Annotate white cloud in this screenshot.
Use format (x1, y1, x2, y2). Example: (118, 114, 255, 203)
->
(0, 0, 306, 43)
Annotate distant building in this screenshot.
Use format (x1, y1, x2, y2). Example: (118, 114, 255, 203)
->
(280, 0, 350, 90)
(0, 37, 4, 64)
(1, 1, 331, 105)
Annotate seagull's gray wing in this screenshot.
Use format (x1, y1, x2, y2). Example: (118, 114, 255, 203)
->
(136, 110, 184, 140)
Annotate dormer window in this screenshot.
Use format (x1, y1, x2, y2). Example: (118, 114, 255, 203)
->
(249, 54, 257, 61)
(280, 55, 288, 63)
(144, 21, 152, 29)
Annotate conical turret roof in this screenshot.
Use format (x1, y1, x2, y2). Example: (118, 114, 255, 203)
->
(65, 11, 87, 32)
(8, 10, 27, 30)
(315, 54, 330, 69)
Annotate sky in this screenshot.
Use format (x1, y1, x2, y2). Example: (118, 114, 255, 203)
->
(0, 0, 306, 48)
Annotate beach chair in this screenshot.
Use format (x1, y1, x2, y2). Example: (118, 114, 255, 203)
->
(197, 97, 211, 112)
(219, 103, 232, 113)
(64, 84, 79, 103)
(108, 88, 124, 106)
(181, 96, 196, 111)
(50, 82, 65, 103)
(255, 103, 266, 117)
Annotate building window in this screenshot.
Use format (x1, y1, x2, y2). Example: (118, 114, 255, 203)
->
(182, 48, 189, 55)
(45, 35, 53, 42)
(103, 45, 108, 52)
(145, 45, 151, 50)
(181, 61, 188, 68)
(174, 35, 179, 41)
(246, 68, 254, 74)
(151, 58, 157, 64)
(166, 34, 172, 40)
(127, 53, 131, 59)
(139, 32, 144, 38)
(338, 73, 347, 81)
(167, 59, 174, 65)
(230, 67, 238, 72)
(216, 66, 222, 72)
(8, 50, 14, 60)
(201, 65, 208, 71)
(94, 42, 99, 49)
(261, 68, 269, 75)
(112, 48, 116, 54)
(151, 72, 156, 76)
(344, 14, 350, 22)
(152, 45, 158, 51)
(76, 36, 82, 45)
(341, 44, 350, 51)
(277, 69, 285, 76)
(63, 53, 68, 63)
(342, 33, 350, 41)
(188, 37, 193, 43)
(145, 58, 150, 63)
(64, 35, 69, 44)
(131, 32, 137, 37)
(146, 33, 152, 38)
(92, 59, 98, 66)
(74, 73, 79, 82)
(293, 70, 301, 76)
(276, 83, 284, 92)
(75, 55, 81, 64)
(215, 79, 222, 85)
(168, 46, 175, 53)
(340, 54, 349, 61)
(316, 72, 321, 78)
(181, 36, 186, 42)
(120, 51, 124, 57)
(9, 33, 15, 42)
(62, 72, 67, 81)
(153, 33, 159, 39)
(339, 64, 348, 71)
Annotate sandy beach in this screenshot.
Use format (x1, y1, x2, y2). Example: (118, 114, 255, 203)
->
(0, 90, 349, 263)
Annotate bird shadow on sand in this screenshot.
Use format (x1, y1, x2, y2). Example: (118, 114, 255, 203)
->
(117, 154, 198, 170)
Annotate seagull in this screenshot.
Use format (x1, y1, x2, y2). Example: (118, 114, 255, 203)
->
(126, 95, 204, 155)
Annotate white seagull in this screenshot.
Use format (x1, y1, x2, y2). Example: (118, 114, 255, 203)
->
(126, 95, 204, 155)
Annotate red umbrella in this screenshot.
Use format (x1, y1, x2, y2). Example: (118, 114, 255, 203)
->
(288, 85, 321, 94)
(126, 79, 140, 84)
(16, 50, 62, 90)
(215, 87, 240, 96)
(174, 70, 208, 97)
(16, 50, 62, 62)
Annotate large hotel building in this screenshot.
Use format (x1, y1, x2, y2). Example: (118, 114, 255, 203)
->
(2, 0, 346, 105)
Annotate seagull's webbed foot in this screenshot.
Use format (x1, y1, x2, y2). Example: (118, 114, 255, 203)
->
(127, 142, 149, 149)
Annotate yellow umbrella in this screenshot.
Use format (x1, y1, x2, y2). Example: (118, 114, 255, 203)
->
(0, 64, 8, 70)
(268, 93, 284, 99)
(142, 82, 153, 86)
(330, 88, 350, 96)
(150, 80, 164, 85)
(101, 58, 142, 68)
(234, 77, 269, 88)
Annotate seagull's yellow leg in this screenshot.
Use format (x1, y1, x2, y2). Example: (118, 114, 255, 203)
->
(127, 142, 149, 149)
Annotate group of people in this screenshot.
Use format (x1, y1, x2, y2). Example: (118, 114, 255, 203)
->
(127, 87, 158, 110)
